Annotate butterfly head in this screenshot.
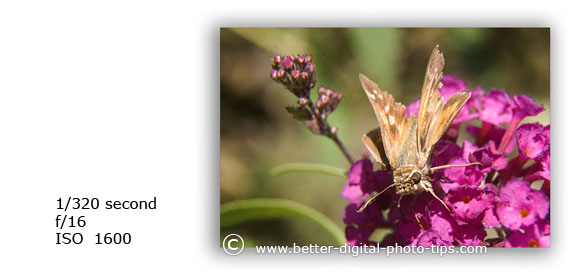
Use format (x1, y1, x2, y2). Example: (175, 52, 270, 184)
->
(393, 166, 431, 195)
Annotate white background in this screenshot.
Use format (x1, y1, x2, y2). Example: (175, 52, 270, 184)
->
(0, 1, 571, 274)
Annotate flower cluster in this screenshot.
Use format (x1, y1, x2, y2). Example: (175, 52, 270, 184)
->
(270, 55, 317, 99)
(270, 55, 353, 164)
(342, 76, 550, 247)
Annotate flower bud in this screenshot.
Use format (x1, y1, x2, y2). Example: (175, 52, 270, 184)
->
(273, 55, 282, 63)
(297, 55, 306, 63)
(276, 68, 285, 77)
(306, 63, 315, 73)
(282, 56, 294, 69)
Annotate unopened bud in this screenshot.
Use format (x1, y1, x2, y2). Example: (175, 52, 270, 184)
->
(276, 68, 285, 77)
(273, 55, 282, 63)
(282, 56, 294, 68)
(306, 63, 315, 73)
(297, 55, 306, 63)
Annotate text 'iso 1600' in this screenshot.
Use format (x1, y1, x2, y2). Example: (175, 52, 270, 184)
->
(55, 197, 157, 245)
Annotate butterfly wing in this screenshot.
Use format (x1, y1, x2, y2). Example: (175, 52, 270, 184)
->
(362, 128, 390, 168)
(416, 46, 471, 167)
(359, 73, 417, 169)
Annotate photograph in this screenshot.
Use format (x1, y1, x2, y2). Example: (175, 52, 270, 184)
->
(220, 28, 550, 251)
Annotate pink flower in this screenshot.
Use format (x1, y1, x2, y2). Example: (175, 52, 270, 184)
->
(512, 95, 545, 118)
(466, 124, 515, 153)
(478, 90, 513, 126)
(342, 159, 373, 201)
(445, 185, 496, 224)
(453, 219, 487, 246)
(505, 220, 550, 247)
(497, 94, 545, 153)
(515, 123, 550, 160)
(439, 75, 467, 96)
(466, 141, 508, 172)
(442, 158, 484, 188)
(496, 179, 549, 230)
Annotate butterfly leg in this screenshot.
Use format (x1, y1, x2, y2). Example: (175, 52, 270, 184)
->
(426, 187, 450, 211)
(397, 194, 408, 220)
(408, 195, 427, 230)
(414, 212, 425, 231)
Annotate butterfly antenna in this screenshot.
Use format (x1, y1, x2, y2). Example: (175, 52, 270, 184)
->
(357, 183, 397, 213)
(430, 162, 482, 172)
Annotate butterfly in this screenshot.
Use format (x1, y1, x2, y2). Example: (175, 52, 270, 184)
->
(357, 45, 480, 212)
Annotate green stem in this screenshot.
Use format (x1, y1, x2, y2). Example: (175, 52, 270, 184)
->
(270, 162, 347, 178)
(220, 199, 346, 245)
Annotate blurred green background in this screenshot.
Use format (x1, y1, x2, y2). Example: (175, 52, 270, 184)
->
(220, 28, 550, 246)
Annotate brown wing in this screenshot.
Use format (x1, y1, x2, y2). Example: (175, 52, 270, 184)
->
(416, 46, 471, 167)
(362, 128, 390, 169)
(359, 73, 416, 169)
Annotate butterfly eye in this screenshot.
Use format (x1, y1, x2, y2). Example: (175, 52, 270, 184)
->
(410, 171, 421, 183)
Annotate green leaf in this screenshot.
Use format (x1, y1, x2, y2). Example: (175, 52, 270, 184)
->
(220, 198, 346, 245)
(270, 162, 347, 178)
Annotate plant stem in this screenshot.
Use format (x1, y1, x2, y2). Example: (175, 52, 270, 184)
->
(327, 132, 355, 165)
(307, 101, 355, 165)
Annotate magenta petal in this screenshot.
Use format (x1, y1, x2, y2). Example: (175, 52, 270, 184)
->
(342, 184, 364, 201)
(479, 89, 513, 126)
(444, 158, 484, 187)
(416, 231, 452, 247)
(345, 225, 372, 246)
(515, 123, 549, 160)
(513, 94, 544, 118)
(497, 204, 524, 230)
(347, 159, 373, 185)
(405, 100, 419, 116)
(482, 208, 500, 228)
(440, 75, 467, 96)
